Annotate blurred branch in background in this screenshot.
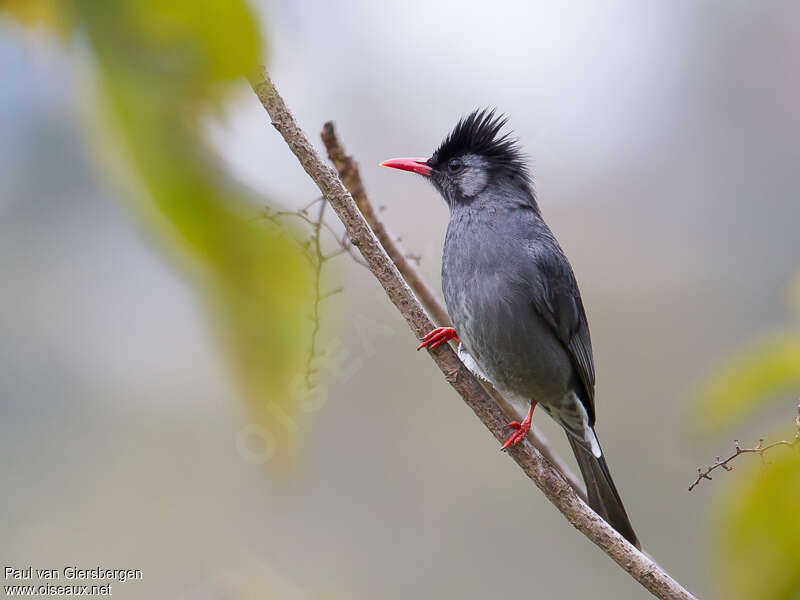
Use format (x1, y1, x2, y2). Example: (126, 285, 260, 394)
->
(688, 404, 800, 491)
(319, 121, 587, 502)
(250, 68, 698, 600)
(321, 122, 450, 327)
(1, 1, 315, 458)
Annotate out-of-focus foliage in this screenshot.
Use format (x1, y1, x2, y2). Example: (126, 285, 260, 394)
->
(715, 446, 800, 600)
(698, 334, 800, 430)
(697, 273, 800, 600)
(0, 0, 74, 36)
(1, 1, 313, 457)
(698, 272, 800, 431)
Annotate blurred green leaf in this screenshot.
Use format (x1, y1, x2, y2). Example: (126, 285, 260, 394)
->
(714, 444, 800, 600)
(3, 1, 315, 457)
(697, 270, 800, 599)
(697, 333, 800, 430)
(0, 0, 75, 37)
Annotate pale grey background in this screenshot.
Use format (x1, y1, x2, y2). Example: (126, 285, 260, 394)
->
(2, 1, 799, 598)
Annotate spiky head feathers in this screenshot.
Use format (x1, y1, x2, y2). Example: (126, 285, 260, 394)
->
(428, 108, 528, 183)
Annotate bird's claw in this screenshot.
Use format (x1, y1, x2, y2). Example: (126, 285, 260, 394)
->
(417, 327, 459, 351)
(501, 419, 531, 451)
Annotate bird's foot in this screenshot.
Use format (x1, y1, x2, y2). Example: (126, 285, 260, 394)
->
(501, 403, 536, 451)
(417, 327, 459, 350)
(501, 420, 531, 451)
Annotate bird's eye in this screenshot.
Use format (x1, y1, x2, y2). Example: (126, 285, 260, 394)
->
(447, 158, 464, 172)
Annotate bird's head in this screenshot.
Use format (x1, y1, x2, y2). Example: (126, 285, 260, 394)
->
(381, 108, 532, 207)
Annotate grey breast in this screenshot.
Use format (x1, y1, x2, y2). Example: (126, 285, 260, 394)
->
(442, 203, 575, 405)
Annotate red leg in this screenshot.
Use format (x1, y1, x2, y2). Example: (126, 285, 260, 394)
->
(501, 401, 536, 451)
(417, 327, 460, 351)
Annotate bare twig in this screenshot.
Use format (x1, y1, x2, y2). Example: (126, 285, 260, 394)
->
(305, 199, 327, 387)
(689, 404, 800, 491)
(262, 198, 364, 388)
(249, 68, 698, 600)
(320, 121, 586, 502)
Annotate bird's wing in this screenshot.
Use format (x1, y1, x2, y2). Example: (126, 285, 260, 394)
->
(531, 251, 596, 423)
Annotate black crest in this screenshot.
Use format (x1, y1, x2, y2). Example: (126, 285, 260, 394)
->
(431, 108, 528, 181)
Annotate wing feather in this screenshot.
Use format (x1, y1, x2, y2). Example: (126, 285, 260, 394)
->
(532, 252, 596, 423)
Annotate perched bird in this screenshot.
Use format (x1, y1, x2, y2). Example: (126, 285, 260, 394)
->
(381, 109, 639, 548)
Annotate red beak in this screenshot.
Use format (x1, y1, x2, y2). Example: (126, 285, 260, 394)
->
(380, 157, 432, 177)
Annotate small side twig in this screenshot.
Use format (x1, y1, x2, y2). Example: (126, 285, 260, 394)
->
(262, 197, 365, 388)
(688, 404, 800, 491)
(304, 199, 327, 388)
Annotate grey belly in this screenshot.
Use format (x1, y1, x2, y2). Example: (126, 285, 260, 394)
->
(447, 282, 574, 406)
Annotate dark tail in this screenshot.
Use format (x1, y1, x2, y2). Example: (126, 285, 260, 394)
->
(567, 433, 640, 549)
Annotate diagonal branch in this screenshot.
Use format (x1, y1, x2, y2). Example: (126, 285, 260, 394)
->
(249, 68, 698, 600)
(320, 121, 586, 502)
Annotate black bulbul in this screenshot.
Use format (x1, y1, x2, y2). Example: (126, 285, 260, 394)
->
(381, 109, 640, 548)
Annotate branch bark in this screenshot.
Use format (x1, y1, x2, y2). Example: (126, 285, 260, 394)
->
(320, 121, 587, 502)
(249, 68, 698, 600)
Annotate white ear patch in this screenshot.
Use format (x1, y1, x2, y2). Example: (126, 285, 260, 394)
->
(454, 154, 491, 198)
(457, 169, 489, 197)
